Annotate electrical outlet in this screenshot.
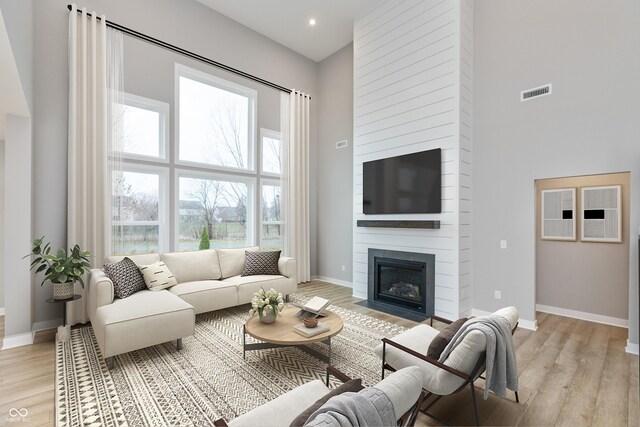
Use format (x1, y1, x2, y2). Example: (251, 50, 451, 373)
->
(494, 290, 502, 300)
(500, 240, 507, 249)
(341, 265, 346, 271)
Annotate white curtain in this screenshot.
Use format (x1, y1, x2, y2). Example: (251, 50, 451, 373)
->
(67, 5, 123, 325)
(281, 90, 311, 283)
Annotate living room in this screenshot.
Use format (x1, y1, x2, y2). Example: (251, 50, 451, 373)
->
(0, 0, 638, 426)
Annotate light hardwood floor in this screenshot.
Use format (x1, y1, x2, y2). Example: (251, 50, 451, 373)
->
(0, 281, 638, 426)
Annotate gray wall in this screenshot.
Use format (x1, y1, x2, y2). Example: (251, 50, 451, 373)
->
(536, 173, 630, 321)
(0, 140, 4, 310)
(0, 0, 33, 112)
(473, 0, 639, 345)
(31, 0, 318, 325)
(315, 43, 353, 285)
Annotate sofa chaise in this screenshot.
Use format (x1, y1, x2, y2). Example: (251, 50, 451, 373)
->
(88, 247, 297, 367)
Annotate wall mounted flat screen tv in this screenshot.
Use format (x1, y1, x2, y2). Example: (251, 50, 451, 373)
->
(363, 148, 441, 214)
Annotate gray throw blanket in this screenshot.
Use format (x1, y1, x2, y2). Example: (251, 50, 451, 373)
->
(304, 387, 396, 427)
(438, 315, 518, 400)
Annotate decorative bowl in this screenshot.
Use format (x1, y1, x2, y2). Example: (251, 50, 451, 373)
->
(303, 317, 318, 328)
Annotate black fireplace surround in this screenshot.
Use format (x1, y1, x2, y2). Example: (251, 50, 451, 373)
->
(367, 249, 435, 321)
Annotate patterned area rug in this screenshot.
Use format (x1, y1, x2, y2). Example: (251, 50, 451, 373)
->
(55, 294, 407, 426)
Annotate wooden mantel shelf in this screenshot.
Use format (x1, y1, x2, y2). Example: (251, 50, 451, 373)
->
(356, 220, 440, 229)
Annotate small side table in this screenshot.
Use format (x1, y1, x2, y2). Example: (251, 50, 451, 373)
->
(46, 294, 81, 342)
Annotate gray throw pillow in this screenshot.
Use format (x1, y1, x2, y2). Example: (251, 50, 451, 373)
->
(427, 317, 468, 360)
(242, 250, 281, 276)
(289, 379, 363, 427)
(103, 257, 146, 299)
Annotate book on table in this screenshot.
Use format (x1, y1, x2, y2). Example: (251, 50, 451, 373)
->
(292, 296, 331, 319)
(293, 322, 330, 338)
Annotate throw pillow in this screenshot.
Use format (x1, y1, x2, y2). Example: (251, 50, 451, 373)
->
(289, 379, 363, 427)
(241, 250, 281, 276)
(103, 257, 147, 299)
(427, 317, 468, 360)
(139, 261, 178, 291)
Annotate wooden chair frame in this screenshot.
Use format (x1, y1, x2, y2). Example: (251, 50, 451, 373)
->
(380, 316, 519, 426)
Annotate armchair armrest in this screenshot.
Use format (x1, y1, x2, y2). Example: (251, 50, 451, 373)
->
(381, 338, 470, 381)
(278, 256, 297, 280)
(325, 365, 353, 386)
(88, 268, 114, 322)
(430, 315, 454, 326)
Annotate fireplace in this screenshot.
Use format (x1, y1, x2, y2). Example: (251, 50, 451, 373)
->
(365, 249, 435, 321)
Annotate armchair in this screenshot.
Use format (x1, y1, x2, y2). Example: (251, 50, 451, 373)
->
(374, 307, 520, 426)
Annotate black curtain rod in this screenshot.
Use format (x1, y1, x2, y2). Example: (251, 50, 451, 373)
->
(67, 4, 311, 99)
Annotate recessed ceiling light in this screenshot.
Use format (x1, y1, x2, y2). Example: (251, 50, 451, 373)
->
(309, 18, 316, 26)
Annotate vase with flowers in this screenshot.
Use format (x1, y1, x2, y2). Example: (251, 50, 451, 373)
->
(249, 287, 285, 324)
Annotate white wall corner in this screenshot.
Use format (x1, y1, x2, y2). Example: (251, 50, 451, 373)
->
(1, 331, 35, 350)
(311, 275, 352, 289)
(625, 340, 639, 355)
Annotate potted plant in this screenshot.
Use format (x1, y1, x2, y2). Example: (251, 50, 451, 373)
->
(24, 236, 92, 300)
(249, 287, 285, 324)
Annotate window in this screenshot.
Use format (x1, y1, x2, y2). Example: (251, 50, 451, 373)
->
(111, 168, 167, 255)
(110, 65, 281, 256)
(177, 65, 256, 170)
(177, 174, 254, 250)
(261, 129, 281, 175)
(261, 181, 282, 251)
(120, 93, 168, 160)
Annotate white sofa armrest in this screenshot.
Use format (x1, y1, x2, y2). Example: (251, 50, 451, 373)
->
(88, 268, 114, 322)
(278, 257, 297, 281)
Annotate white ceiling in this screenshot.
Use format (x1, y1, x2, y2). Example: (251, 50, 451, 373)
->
(195, 0, 386, 62)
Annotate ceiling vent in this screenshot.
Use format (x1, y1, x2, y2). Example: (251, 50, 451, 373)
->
(521, 84, 552, 102)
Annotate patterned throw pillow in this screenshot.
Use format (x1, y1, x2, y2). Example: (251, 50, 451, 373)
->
(241, 250, 281, 276)
(139, 261, 178, 291)
(103, 257, 147, 299)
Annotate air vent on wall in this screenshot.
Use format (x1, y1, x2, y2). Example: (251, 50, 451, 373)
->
(521, 84, 552, 102)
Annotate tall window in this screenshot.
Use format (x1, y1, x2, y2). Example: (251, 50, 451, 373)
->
(110, 64, 281, 255)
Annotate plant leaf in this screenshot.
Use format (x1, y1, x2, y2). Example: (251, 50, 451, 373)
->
(35, 264, 47, 274)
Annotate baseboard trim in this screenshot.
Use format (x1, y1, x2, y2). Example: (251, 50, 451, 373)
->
(32, 319, 62, 332)
(472, 308, 537, 331)
(536, 304, 628, 328)
(0, 307, 4, 316)
(311, 275, 352, 288)
(1, 331, 35, 350)
(625, 340, 639, 355)
(352, 290, 366, 300)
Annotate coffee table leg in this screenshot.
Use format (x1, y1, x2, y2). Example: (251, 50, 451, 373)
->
(243, 325, 246, 360)
(328, 336, 332, 366)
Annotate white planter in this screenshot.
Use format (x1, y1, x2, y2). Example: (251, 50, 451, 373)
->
(259, 311, 276, 324)
(53, 282, 74, 300)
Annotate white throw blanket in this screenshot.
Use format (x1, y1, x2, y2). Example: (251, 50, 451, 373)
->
(438, 315, 518, 399)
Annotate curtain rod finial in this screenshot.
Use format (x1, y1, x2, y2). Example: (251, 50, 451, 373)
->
(67, 4, 73, 11)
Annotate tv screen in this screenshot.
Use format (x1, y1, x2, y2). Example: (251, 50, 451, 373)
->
(363, 148, 441, 214)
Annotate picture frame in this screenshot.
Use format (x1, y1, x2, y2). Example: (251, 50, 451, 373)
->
(541, 188, 576, 241)
(580, 185, 622, 243)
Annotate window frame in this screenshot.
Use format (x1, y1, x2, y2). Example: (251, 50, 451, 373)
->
(110, 163, 170, 255)
(175, 63, 258, 174)
(260, 128, 282, 177)
(119, 92, 170, 163)
(259, 178, 282, 250)
(174, 168, 257, 251)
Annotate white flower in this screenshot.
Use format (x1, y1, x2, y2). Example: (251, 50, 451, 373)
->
(249, 308, 254, 315)
(277, 303, 284, 310)
(264, 304, 272, 312)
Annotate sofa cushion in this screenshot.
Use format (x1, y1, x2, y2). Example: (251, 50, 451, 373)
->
(103, 257, 146, 299)
(217, 246, 259, 278)
(223, 274, 294, 304)
(242, 250, 281, 276)
(290, 379, 363, 427)
(169, 280, 238, 314)
(162, 250, 222, 283)
(139, 261, 178, 291)
(228, 380, 329, 427)
(104, 253, 161, 266)
(92, 290, 194, 358)
(427, 317, 468, 360)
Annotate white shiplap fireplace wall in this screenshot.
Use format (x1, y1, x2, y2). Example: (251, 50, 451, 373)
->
(353, 0, 473, 319)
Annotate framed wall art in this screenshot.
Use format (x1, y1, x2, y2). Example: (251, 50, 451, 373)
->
(581, 185, 622, 243)
(541, 188, 576, 241)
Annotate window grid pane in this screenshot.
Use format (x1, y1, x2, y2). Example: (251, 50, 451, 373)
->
(261, 184, 282, 250)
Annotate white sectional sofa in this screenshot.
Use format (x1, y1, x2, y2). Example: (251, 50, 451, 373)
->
(88, 247, 297, 367)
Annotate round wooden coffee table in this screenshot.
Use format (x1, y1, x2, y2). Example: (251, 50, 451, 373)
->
(243, 306, 344, 364)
